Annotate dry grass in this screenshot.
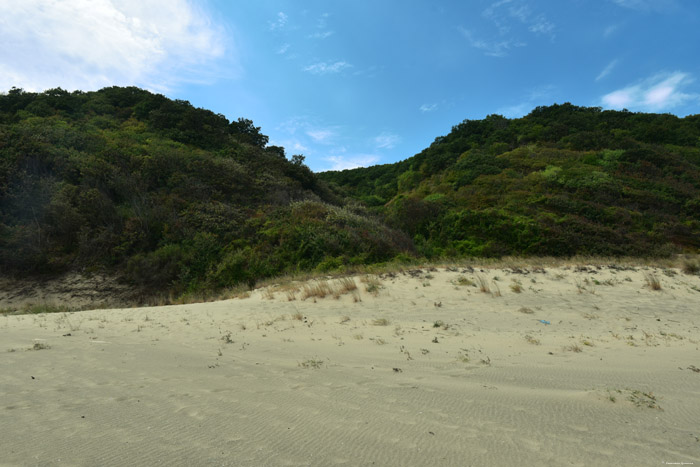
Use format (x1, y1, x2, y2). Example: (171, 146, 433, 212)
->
(509, 280, 523, 293)
(682, 258, 700, 275)
(476, 274, 490, 294)
(644, 273, 662, 291)
(518, 306, 534, 314)
(301, 280, 333, 300)
(372, 318, 390, 326)
(262, 288, 275, 300)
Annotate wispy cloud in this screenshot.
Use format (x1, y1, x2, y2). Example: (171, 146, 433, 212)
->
(483, 0, 555, 39)
(0, 0, 228, 93)
(268, 12, 288, 30)
(420, 103, 438, 113)
(601, 71, 697, 111)
(459, 28, 525, 57)
(308, 31, 334, 39)
(596, 59, 618, 81)
(317, 13, 330, 29)
(610, 0, 678, 12)
(303, 61, 352, 75)
(603, 24, 619, 38)
(497, 84, 557, 117)
(269, 139, 308, 154)
(461, 0, 553, 57)
(306, 128, 336, 143)
(277, 43, 291, 55)
(307, 12, 333, 40)
(322, 154, 379, 171)
(374, 132, 400, 149)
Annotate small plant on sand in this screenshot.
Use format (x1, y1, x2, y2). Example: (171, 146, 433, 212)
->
(518, 306, 534, 314)
(455, 275, 475, 287)
(476, 274, 490, 293)
(362, 275, 383, 296)
(372, 318, 390, 326)
(628, 389, 662, 410)
(30, 342, 51, 351)
(565, 343, 583, 353)
(682, 258, 699, 275)
(339, 315, 351, 324)
(291, 311, 304, 321)
(524, 335, 541, 345)
(644, 273, 662, 291)
(509, 280, 523, 293)
(221, 331, 234, 344)
(491, 281, 501, 297)
(299, 358, 324, 369)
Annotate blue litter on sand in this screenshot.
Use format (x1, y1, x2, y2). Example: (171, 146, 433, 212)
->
(538, 320, 551, 325)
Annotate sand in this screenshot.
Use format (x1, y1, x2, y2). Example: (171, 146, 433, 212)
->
(1, 264, 699, 466)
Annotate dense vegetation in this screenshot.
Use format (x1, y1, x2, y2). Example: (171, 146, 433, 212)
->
(2, 87, 699, 296)
(320, 105, 700, 258)
(0, 87, 410, 294)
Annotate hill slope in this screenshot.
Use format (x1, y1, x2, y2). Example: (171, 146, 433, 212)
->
(0, 87, 411, 293)
(3, 89, 699, 297)
(320, 104, 700, 257)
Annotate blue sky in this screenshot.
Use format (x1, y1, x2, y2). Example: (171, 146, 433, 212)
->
(1, 1, 699, 171)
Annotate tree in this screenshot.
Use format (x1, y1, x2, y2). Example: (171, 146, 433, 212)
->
(229, 118, 269, 148)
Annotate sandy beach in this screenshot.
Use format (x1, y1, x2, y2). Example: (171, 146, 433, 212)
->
(1, 264, 699, 466)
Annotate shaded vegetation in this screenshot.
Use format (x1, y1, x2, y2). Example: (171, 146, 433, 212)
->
(320, 104, 700, 258)
(0, 87, 410, 294)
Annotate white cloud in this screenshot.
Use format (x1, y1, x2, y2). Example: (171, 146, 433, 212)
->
(269, 139, 308, 154)
(269, 12, 288, 30)
(596, 59, 618, 81)
(308, 31, 334, 39)
(374, 132, 400, 149)
(322, 154, 379, 171)
(306, 129, 336, 143)
(459, 28, 525, 57)
(420, 103, 438, 113)
(601, 71, 697, 111)
(277, 43, 291, 55)
(303, 61, 352, 75)
(0, 0, 228, 93)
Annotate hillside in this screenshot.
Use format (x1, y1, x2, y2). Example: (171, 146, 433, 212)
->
(320, 104, 700, 257)
(3, 88, 700, 299)
(0, 87, 411, 295)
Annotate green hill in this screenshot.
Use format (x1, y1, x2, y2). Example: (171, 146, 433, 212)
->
(2, 88, 699, 297)
(319, 104, 700, 257)
(0, 87, 411, 294)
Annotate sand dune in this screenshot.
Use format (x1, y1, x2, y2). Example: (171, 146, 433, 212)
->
(1, 265, 699, 466)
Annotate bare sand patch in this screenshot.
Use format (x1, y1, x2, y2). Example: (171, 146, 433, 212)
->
(1, 265, 699, 465)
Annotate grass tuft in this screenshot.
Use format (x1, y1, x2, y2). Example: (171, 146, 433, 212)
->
(644, 273, 662, 291)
